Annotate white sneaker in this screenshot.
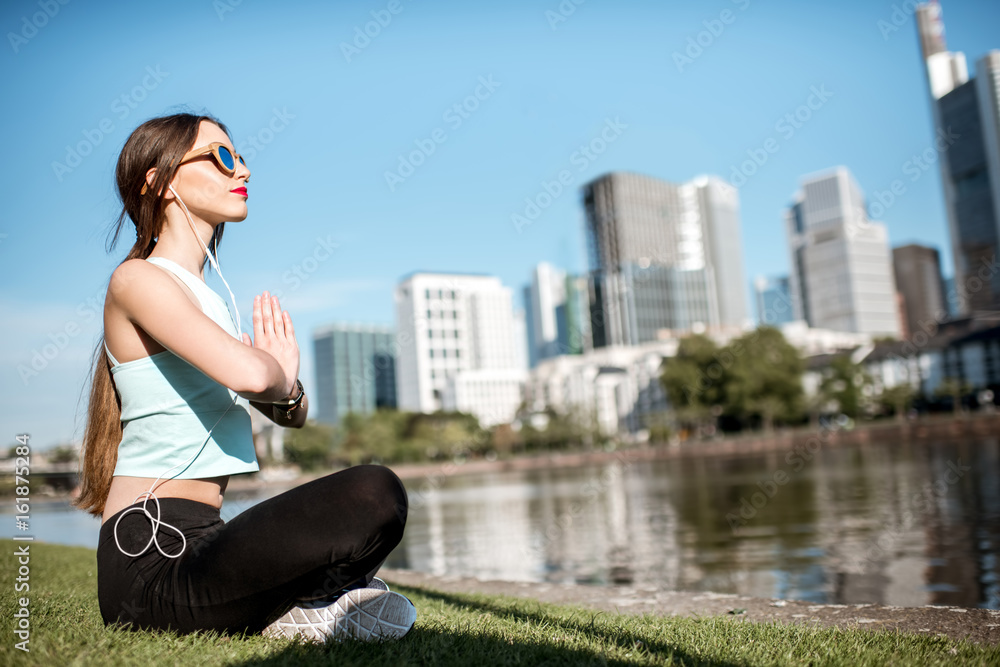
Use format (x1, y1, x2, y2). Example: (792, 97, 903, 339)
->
(264, 588, 416, 644)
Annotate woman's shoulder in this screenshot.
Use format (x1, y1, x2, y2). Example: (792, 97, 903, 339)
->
(107, 258, 155, 300)
(107, 258, 201, 316)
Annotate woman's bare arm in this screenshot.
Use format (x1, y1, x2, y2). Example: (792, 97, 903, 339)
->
(108, 259, 293, 402)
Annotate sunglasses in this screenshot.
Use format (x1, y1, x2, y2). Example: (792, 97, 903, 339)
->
(141, 142, 248, 194)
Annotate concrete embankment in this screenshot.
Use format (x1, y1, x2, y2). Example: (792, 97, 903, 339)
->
(379, 567, 1000, 646)
(340, 411, 1000, 484)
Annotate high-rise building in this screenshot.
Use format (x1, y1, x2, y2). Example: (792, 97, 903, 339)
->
(915, 2, 1000, 314)
(943, 275, 959, 316)
(512, 307, 528, 371)
(892, 244, 948, 339)
(313, 323, 397, 425)
(785, 167, 901, 337)
(525, 262, 568, 367)
(394, 272, 526, 427)
(564, 274, 592, 354)
(752, 275, 795, 327)
(522, 262, 591, 367)
(582, 171, 748, 347)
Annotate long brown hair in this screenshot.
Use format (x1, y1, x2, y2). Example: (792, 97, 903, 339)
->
(73, 112, 233, 517)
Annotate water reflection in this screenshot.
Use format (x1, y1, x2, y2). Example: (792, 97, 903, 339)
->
(384, 438, 1000, 608)
(3, 438, 997, 607)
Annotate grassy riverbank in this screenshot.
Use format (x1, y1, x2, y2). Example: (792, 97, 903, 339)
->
(1, 540, 996, 666)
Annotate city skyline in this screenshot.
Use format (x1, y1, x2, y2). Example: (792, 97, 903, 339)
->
(4, 0, 1000, 448)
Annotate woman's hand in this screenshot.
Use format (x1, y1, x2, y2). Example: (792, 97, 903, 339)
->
(240, 290, 299, 399)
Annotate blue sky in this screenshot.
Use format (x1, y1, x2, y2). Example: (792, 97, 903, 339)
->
(3, 0, 999, 449)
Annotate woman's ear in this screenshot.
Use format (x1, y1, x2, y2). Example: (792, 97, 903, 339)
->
(143, 168, 174, 199)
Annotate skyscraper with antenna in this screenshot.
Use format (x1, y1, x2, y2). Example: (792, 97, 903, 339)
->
(915, 1, 1000, 315)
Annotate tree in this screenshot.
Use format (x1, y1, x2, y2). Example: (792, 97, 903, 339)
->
(642, 409, 673, 444)
(661, 334, 727, 437)
(336, 409, 415, 464)
(403, 410, 483, 461)
(935, 377, 971, 417)
(47, 445, 79, 464)
(724, 326, 805, 432)
(490, 422, 522, 457)
(879, 384, 914, 421)
(751, 395, 787, 434)
(802, 390, 829, 430)
(283, 421, 336, 471)
(819, 355, 873, 419)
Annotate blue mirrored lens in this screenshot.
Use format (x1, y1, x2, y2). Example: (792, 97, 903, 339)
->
(218, 146, 235, 170)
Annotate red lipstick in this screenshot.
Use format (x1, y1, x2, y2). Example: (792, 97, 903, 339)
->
(231, 186, 248, 197)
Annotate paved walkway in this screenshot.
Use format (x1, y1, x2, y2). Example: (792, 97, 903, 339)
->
(379, 568, 1000, 646)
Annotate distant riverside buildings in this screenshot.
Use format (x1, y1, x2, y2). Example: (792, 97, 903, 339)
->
(394, 272, 525, 427)
(313, 323, 397, 425)
(525, 321, 873, 439)
(892, 244, 948, 340)
(582, 171, 748, 347)
(785, 166, 901, 337)
(916, 2, 1000, 314)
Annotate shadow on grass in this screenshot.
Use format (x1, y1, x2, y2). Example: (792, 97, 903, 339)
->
(232, 585, 744, 667)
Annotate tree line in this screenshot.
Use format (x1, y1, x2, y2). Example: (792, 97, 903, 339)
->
(281, 325, 975, 468)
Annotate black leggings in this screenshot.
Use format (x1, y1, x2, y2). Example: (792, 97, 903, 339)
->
(97, 465, 408, 636)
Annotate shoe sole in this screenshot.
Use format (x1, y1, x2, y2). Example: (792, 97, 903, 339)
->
(265, 588, 415, 644)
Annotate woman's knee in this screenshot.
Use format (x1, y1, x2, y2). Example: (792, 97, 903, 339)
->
(353, 464, 408, 534)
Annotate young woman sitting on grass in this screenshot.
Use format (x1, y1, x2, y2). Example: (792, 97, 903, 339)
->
(73, 111, 416, 644)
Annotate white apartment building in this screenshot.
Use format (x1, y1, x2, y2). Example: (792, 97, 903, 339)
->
(394, 272, 526, 427)
(786, 167, 901, 337)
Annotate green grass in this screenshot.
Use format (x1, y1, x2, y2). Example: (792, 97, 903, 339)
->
(0, 540, 996, 666)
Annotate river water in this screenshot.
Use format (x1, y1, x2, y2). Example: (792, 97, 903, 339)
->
(3, 437, 997, 607)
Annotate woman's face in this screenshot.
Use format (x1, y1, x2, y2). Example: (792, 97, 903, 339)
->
(169, 120, 251, 225)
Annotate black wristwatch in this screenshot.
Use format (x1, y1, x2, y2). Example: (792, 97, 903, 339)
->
(273, 379, 305, 419)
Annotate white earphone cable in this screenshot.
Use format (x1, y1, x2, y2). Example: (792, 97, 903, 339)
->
(113, 183, 242, 559)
